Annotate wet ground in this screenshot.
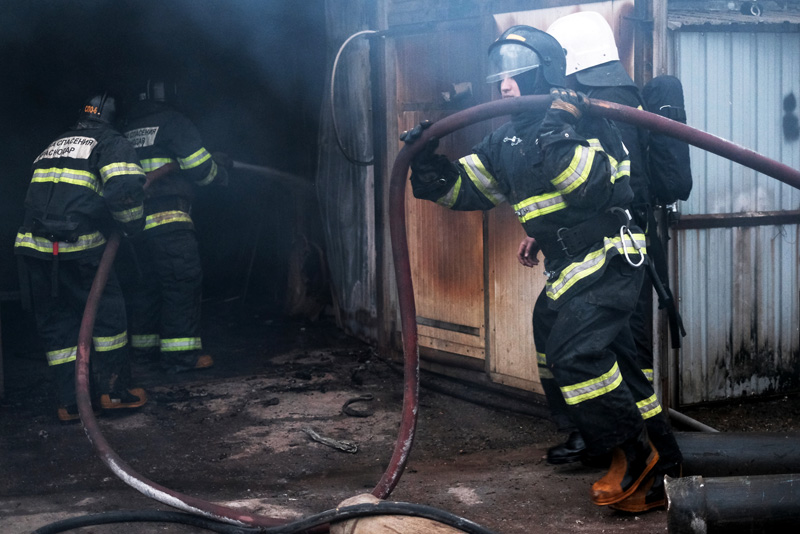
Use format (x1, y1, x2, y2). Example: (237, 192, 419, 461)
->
(1, 299, 799, 534)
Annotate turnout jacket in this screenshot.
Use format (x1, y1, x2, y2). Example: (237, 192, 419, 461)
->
(123, 101, 225, 235)
(14, 119, 146, 260)
(410, 109, 645, 307)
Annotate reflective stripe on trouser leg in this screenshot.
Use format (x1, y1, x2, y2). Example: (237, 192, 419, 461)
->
(545, 258, 646, 455)
(149, 229, 203, 368)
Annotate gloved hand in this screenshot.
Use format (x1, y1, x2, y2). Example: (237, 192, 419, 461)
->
(212, 151, 234, 170)
(399, 120, 433, 145)
(546, 87, 590, 125)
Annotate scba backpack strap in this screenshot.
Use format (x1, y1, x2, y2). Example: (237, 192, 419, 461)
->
(642, 75, 693, 205)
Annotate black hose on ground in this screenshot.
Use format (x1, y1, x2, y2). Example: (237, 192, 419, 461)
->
(34, 502, 500, 534)
(33, 509, 261, 534)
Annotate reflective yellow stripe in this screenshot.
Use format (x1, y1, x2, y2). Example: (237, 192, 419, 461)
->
(31, 167, 99, 192)
(459, 154, 507, 205)
(436, 176, 462, 208)
(160, 337, 202, 352)
(561, 362, 622, 405)
(551, 144, 595, 194)
(196, 161, 218, 186)
(111, 204, 143, 224)
(637, 393, 663, 420)
(93, 331, 128, 352)
(546, 233, 647, 301)
(14, 231, 106, 254)
(140, 158, 176, 173)
(537, 352, 554, 379)
(642, 368, 654, 383)
(131, 334, 160, 349)
(178, 148, 211, 170)
(47, 346, 77, 366)
(99, 161, 145, 183)
(144, 210, 193, 231)
(512, 191, 566, 222)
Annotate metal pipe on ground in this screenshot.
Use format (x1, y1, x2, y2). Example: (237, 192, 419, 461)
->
(674, 431, 800, 477)
(669, 408, 719, 433)
(666, 473, 800, 534)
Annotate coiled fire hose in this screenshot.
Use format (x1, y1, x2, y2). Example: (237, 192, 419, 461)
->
(71, 97, 800, 530)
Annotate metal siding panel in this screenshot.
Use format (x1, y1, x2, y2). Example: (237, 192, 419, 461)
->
(675, 31, 800, 404)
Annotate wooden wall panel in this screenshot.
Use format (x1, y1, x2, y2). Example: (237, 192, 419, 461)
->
(487, 203, 547, 393)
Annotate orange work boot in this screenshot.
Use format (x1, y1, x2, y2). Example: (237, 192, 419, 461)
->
(194, 355, 214, 369)
(100, 387, 148, 410)
(610, 463, 682, 513)
(591, 431, 659, 506)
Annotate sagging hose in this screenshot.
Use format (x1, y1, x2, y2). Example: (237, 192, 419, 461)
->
(73, 98, 800, 529)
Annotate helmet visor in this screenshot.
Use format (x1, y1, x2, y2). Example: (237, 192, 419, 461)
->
(486, 43, 541, 84)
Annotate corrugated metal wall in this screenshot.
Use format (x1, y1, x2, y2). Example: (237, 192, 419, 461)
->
(674, 30, 800, 404)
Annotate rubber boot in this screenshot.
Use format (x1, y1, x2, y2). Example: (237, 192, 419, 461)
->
(590, 428, 659, 506)
(546, 430, 586, 465)
(610, 462, 682, 513)
(100, 387, 148, 410)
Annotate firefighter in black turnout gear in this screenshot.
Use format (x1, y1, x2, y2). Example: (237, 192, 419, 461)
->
(15, 93, 148, 422)
(120, 80, 228, 373)
(402, 25, 661, 508)
(518, 12, 684, 513)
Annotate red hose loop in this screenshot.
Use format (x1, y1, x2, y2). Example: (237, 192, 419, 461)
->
(73, 97, 800, 522)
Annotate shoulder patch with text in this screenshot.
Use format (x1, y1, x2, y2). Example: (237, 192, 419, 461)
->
(125, 127, 159, 149)
(34, 136, 96, 164)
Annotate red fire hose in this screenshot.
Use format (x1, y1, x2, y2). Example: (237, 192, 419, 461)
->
(75, 97, 800, 527)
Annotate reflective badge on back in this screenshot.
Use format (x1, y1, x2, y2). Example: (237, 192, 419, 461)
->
(125, 127, 159, 149)
(34, 136, 96, 164)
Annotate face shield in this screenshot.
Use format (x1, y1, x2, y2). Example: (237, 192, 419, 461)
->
(486, 42, 542, 84)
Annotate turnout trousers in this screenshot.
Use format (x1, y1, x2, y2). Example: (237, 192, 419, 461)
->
(23, 253, 131, 405)
(534, 257, 682, 466)
(123, 228, 203, 372)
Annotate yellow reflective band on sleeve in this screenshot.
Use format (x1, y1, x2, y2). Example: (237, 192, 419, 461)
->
(550, 144, 595, 194)
(561, 362, 622, 405)
(99, 162, 145, 183)
(459, 154, 507, 206)
(111, 204, 144, 224)
(512, 191, 566, 223)
(436, 176, 462, 208)
(93, 331, 128, 352)
(546, 233, 647, 301)
(31, 167, 99, 192)
(140, 158, 176, 172)
(537, 352, 554, 379)
(642, 368, 654, 382)
(143, 210, 193, 231)
(46, 346, 77, 366)
(160, 337, 202, 352)
(14, 231, 107, 254)
(637, 393, 663, 420)
(196, 160, 218, 186)
(131, 334, 160, 349)
(606, 153, 631, 184)
(178, 148, 211, 170)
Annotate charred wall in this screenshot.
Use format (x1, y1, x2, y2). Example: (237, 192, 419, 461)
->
(0, 0, 327, 318)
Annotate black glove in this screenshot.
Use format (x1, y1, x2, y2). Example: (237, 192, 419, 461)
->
(399, 120, 433, 144)
(545, 87, 590, 125)
(212, 151, 234, 170)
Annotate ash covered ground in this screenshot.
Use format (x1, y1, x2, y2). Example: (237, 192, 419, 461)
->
(1, 300, 798, 534)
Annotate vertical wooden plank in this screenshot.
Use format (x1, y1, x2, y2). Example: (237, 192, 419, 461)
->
(487, 206, 547, 393)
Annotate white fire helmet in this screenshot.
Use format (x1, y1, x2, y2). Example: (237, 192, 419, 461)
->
(546, 11, 619, 76)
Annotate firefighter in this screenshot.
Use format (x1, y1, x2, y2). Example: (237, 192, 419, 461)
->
(119, 79, 228, 374)
(14, 93, 148, 422)
(402, 25, 658, 509)
(517, 11, 683, 512)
